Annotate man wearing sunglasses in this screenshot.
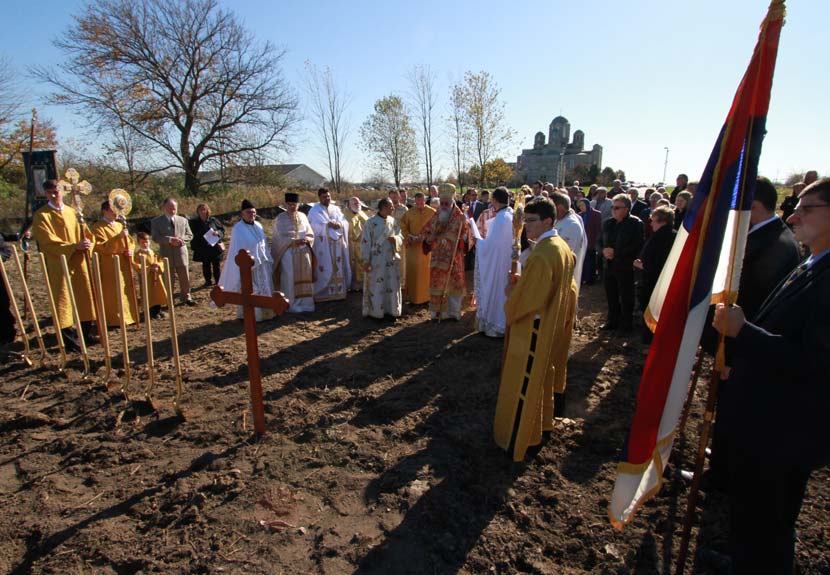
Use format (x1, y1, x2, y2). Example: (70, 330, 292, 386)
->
(599, 195, 644, 333)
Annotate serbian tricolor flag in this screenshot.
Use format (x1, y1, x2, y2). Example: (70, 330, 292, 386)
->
(609, 0, 785, 528)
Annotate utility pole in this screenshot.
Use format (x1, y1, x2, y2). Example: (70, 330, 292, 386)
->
(662, 147, 670, 184)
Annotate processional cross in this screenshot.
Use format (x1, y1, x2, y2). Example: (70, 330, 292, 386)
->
(58, 168, 93, 213)
(210, 250, 289, 435)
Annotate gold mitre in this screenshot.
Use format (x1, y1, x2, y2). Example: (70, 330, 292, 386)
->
(438, 183, 456, 201)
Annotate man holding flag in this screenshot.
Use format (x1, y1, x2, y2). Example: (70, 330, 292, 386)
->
(711, 178, 830, 574)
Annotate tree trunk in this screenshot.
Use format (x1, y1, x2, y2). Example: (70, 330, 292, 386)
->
(184, 162, 201, 196)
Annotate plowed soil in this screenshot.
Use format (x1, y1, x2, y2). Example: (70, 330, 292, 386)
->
(1, 244, 828, 574)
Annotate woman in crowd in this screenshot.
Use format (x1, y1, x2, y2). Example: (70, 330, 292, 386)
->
(673, 191, 693, 231)
(189, 203, 225, 287)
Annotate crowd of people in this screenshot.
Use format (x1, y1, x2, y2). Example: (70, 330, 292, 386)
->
(2, 171, 828, 574)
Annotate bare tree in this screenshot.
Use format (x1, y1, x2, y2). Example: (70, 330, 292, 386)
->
(455, 71, 515, 187)
(360, 95, 418, 189)
(407, 65, 438, 188)
(0, 55, 23, 135)
(34, 0, 299, 195)
(99, 120, 163, 192)
(447, 83, 467, 191)
(304, 62, 350, 195)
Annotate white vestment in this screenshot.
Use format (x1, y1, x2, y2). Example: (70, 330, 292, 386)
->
(271, 211, 315, 313)
(474, 207, 514, 337)
(554, 210, 587, 296)
(361, 214, 403, 318)
(218, 220, 275, 322)
(308, 202, 351, 301)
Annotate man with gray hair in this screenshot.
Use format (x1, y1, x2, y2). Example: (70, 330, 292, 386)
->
(591, 186, 613, 222)
(422, 183, 469, 320)
(551, 192, 587, 296)
(344, 196, 369, 291)
(610, 179, 624, 199)
(151, 197, 195, 305)
(599, 194, 643, 333)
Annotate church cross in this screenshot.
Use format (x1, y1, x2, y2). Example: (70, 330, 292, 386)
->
(210, 250, 289, 435)
(58, 168, 93, 216)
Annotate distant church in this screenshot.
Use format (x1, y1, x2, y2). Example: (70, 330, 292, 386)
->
(515, 116, 602, 185)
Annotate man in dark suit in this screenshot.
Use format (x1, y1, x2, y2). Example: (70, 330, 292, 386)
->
(151, 197, 195, 306)
(711, 177, 830, 574)
(698, 178, 803, 492)
(628, 187, 649, 219)
(738, 177, 802, 320)
(600, 195, 644, 333)
(471, 189, 488, 221)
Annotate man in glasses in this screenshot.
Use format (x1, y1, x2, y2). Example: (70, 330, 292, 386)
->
(599, 195, 643, 333)
(493, 198, 576, 460)
(710, 177, 830, 574)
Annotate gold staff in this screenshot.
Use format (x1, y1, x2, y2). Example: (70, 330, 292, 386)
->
(91, 253, 112, 385)
(0, 254, 33, 366)
(38, 253, 67, 374)
(113, 255, 132, 402)
(11, 245, 46, 367)
(163, 258, 186, 419)
(438, 212, 466, 323)
(139, 254, 157, 410)
(58, 169, 105, 342)
(108, 188, 140, 328)
(60, 254, 91, 380)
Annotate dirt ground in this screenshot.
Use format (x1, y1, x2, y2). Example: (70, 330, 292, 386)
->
(1, 242, 828, 574)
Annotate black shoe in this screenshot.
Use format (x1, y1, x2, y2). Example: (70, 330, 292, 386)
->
(61, 329, 82, 352)
(601, 323, 618, 331)
(184, 298, 197, 307)
(696, 548, 732, 575)
(553, 392, 566, 418)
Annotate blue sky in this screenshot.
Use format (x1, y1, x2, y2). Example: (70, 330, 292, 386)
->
(3, 0, 827, 185)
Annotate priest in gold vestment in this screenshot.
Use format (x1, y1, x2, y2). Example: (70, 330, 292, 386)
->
(493, 198, 575, 461)
(344, 196, 369, 291)
(31, 179, 98, 346)
(92, 200, 137, 326)
(422, 184, 469, 320)
(271, 192, 316, 313)
(399, 192, 435, 304)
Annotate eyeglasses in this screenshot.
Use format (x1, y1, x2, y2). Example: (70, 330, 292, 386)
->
(793, 203, 830, 217)
(612, 205, 627, 211)
(523, 217, 540, 223)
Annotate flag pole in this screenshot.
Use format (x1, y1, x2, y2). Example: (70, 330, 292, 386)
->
(674, 3, 785, 572)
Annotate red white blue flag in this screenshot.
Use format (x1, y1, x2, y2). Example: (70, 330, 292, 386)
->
(610, 0, 786, 528)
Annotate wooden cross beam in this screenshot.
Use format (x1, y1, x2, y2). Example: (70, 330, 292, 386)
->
(210, 249, 289, 435)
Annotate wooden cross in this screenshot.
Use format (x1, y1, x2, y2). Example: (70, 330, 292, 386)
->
(210, 250, 289, 435)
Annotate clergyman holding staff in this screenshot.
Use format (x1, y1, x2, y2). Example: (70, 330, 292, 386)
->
(31, 179, 98, 350)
